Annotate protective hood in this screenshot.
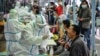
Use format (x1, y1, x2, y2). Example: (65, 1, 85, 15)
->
(9, 9, 18, 19)
(18, 6, 29, 16)
(19, 10, 31, 23)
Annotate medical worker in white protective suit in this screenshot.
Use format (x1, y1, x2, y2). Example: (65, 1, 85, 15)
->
(18, 10, 32, 25)
(17, 3, 33, 23)
(4, 9, 26, 56)
(20, 5, 52, 56)
(15, 1, 31, 24)
(22, 13, 32, 25)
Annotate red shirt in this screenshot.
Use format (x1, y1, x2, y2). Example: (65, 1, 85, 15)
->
(55, 5, 63, 16)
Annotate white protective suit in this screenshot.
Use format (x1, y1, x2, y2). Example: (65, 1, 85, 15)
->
(18, 6, 31, 23)
(4, 9, 26, 56)
(21, 14, 52, 56)
(15, 1, 21, 11)
(30, 11, 36, 22)
(15, 1, 29, 12)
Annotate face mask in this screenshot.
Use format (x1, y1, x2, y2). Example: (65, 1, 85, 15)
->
(82, 5, 87, 9)
(23, 16, 31, 22)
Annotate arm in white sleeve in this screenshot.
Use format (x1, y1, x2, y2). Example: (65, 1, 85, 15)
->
(22, 22, 44, 45)
(13, 19, 26, 31)
(41, 15, 47, 24)
(44, 25, 53, 39)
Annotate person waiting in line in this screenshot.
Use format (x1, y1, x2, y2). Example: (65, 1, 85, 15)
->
(45, 2, 56, 25)
(54, 20, 71, 56)
(53, 9, 66, 40)
(55, 0, 63, 17)
(66, 25, 89, 56)
(77, 0, 91, 50)
(52, 10, 66, 51)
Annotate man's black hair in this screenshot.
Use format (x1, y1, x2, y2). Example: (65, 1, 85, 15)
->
(72, 25, 80, 36)
(50, 2, 55, 5)
(32, 5, 41, 14)
(63, 20, 70, 28)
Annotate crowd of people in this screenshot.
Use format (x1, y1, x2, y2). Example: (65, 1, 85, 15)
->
(0, 0, 100, 56)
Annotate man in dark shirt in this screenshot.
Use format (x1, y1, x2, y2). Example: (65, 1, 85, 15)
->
(65, 25, 89, 56)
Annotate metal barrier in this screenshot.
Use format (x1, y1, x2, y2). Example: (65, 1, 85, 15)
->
(96, 17, 100, 27)
(0, 52, 8, 56)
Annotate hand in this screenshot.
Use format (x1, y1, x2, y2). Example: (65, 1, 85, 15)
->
(64, 43, 70, 49)
(60, 41, 65, 45)
(58, 39, 64, 42)
(78, 18, 83, 21)
(80, 18, 83, 21)
(58, 39, 65, 45)
(42, 35, 49, 40)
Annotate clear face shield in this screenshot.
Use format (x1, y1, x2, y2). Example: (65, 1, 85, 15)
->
(19, 11, 31, 24)
(23, 15, 31, 23)
(21, 13, 31, 25)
